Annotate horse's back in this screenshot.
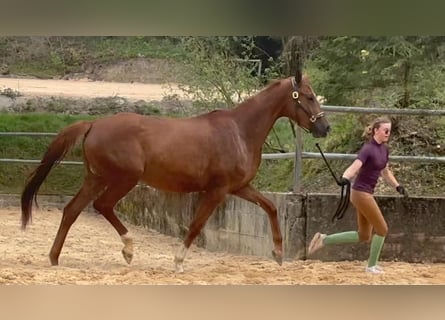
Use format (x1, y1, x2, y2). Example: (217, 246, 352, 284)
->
(82, 111, 255, 192)
(82, 112, 211, 173)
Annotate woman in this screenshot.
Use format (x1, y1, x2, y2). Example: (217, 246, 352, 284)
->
(308, 117, 408, 274)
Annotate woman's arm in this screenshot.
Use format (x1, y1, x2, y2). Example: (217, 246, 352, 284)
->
(381, 164, 400, 188)
(342, 159, 363, 180)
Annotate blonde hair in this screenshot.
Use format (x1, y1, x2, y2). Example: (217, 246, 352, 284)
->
(362, 117, 391, 141)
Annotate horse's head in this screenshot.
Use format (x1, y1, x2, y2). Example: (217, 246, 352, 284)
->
(284, 71, 330, 138)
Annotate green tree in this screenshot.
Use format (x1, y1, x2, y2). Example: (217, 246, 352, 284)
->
(170, 37, 262, 111)
(310, 36, 445, 109)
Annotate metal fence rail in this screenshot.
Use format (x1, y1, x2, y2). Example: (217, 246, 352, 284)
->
(1, 105, 444, 191)
(262, 152, 445, 163)
(2, 152, 443, 165)
(291, 105, 445, 191)
(0, 158, 82, 165)
(322, 105, 445, 116)
(0, 132, 57, 137)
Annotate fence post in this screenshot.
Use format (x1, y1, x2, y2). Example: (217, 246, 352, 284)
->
(293, 126, 303, 193)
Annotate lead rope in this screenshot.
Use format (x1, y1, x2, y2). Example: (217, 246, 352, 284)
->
(315, 143, 350, 222)
(331, 182, 350, 222)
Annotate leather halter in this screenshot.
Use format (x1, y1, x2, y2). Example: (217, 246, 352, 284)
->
(291, 77, 324, 123)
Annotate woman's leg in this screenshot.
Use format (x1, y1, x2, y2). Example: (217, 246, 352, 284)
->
(308, 189, 386, 261)
(351, 190, 388, 236)
(351, 190, 388, 269)
(308, 191, 362, 254)
(351, 190, 373, 243)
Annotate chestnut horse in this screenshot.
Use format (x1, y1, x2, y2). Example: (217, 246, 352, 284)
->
(21, 71, 330, 272)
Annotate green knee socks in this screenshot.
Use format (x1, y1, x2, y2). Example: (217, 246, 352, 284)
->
(323, 231, 360, 245)
(322, 231, 385, 267)
(368, 234, 385, 267)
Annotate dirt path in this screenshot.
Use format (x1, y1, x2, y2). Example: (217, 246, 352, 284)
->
(1, 207, 444, 285)
(0, 77, 183, 101)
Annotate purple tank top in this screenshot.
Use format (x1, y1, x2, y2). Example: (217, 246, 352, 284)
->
(352, 138, 389, 194)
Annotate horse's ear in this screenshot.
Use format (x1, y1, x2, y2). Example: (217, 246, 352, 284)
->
(295, 55, 303, 85)
(295, 68, 302, 85)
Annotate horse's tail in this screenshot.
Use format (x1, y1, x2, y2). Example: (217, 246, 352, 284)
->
(21, 120, 93, 229)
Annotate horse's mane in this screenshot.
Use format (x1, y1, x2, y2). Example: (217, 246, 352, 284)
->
(235, 78, 283, 108)
(196, 78, 286, 118)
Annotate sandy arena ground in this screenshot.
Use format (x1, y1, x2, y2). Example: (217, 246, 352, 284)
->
(1, 207, 444, 285)
(1, 77, 444, 284)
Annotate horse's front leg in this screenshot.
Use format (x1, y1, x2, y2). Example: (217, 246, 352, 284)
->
(174, 189, 227, 273)
(232, 184, 283, 265)
(120, 233, 134, 264)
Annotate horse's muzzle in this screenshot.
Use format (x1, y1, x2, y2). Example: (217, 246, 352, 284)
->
(312, 123, 330, 138)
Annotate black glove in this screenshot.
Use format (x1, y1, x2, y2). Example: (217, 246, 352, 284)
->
(337, 177, 350, 187)
(396, 185, 408, 197)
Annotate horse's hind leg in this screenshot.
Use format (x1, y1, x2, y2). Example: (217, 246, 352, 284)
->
(175, 189, 227, 273)
(50, 174, 105, 265)
(232, 184, 283, 266)
(92, 177, 138, 264)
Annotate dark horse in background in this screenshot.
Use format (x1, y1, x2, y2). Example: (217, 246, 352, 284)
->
(21, 70, 330, 273)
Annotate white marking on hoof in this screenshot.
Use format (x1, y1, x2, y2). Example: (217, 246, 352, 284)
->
(121, 233, 134, 264)
(174, 244, 188, 273)
(175, 260, 184, 273)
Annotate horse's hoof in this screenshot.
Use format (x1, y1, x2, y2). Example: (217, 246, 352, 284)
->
(49, 256, 59, 266)
(174, 257, 184, 273)
(272, 250, 283, 266)
(122, 249, 133, 264)
(175, 263, 184, 273)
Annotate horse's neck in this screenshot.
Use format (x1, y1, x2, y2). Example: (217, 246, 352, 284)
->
(232, 81, 288, 149)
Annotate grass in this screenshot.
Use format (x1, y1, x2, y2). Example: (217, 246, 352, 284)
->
(0, 112, 298, 195)
(0, 113, 97, 195)
(9, 61, 64, 79)
(4, 37, 184, 79)
(84, 37, 183, 62)
(4, 113, 445, 196)
(1, 109, 444, 197)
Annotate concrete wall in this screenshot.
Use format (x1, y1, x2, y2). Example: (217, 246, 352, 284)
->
(0, 194, 76, 210)
(117, 186, 306, 261)
(306, 194, 445, 263)
(3, 187, 442, 263)
(117, 187, 445, 263)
